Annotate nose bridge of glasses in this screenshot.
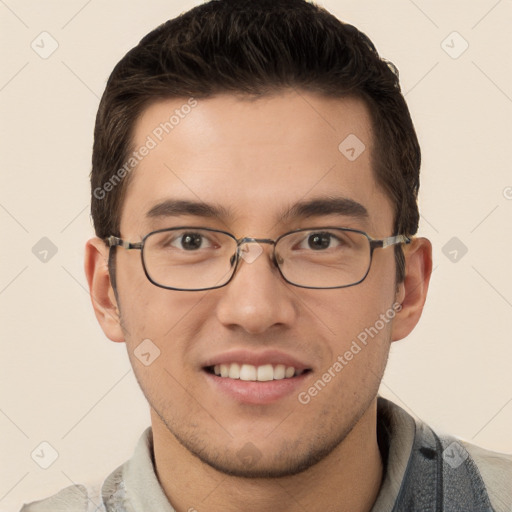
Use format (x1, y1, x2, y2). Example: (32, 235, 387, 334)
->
(235, 237, 279, 266)
(237, 237, 275, 247)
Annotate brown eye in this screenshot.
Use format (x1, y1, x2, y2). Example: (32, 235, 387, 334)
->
(307, 232, 332, 250)
(178, 232, 205, 250)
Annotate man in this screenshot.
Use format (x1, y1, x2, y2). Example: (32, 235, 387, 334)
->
(21, 0, 512, 510)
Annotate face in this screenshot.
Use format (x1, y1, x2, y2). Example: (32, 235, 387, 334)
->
(103, 91, 406, 477)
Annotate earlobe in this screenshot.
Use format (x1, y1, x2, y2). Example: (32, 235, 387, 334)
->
(391, 237, 432, 342)
(84, 238, 125, 343)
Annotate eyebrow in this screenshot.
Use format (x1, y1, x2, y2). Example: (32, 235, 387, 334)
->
(146, 199, 231, 219)
(279, 196, 368, 223)
(146, 196, 368, 223)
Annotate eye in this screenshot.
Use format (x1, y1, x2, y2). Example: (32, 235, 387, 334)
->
(170, 231, 213, 251)
(298, 231, 346, 251)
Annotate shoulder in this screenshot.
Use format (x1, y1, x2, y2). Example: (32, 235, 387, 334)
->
(460, 439, 512, 512)
(18, 427, 155, 512)
(432, 427, 512, 512)
(18, 464, 126, 512)
(18, 483, 104, 512)
(378, 397, 512, 511)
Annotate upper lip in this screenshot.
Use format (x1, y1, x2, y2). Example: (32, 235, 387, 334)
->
(202, 349, 312, 371)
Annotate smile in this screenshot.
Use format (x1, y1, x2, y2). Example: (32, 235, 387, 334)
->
(206, 363, 309, 381)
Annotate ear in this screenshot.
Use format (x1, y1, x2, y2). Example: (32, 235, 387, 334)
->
(391, 237, 432, 342)
(84, 237, 125, 343)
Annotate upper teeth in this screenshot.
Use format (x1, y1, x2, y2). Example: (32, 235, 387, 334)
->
(212, 363, 303, 381)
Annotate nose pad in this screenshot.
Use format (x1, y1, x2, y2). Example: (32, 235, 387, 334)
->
(238, 242, 264, 264)
(230, 241, 282, 275)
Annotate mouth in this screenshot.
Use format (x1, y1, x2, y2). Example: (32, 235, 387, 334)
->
(201, 350, 313, 404)
(204, 363, 311, 381)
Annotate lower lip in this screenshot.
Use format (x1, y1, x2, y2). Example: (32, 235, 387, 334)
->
(203, 370, 310, 405)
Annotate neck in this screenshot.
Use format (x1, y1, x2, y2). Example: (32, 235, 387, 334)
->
(151, 398, 384, 512)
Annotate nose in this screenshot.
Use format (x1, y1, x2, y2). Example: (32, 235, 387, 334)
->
(215, 240, 297, 334)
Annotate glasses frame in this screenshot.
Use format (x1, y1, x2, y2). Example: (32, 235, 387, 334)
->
(106, 226, 411, 291)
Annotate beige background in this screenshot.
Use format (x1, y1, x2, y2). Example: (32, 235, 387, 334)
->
(1, 0, 511, 510)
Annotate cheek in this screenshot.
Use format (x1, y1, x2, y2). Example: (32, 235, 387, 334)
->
(116, 254, 178, 333)
(303, 251, 398, 374)
(310, 282, 395, 344)
(318, 289, 394, 387)
(116, 265, 210, 369)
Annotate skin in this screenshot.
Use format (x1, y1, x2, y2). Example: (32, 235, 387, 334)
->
(85, 90, 432, 512)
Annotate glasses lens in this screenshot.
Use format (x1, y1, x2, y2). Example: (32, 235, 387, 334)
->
(143, 228, 237, 290)
(276, 228, 371, 288)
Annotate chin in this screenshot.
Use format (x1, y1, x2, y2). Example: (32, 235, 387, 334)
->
(171, 421, 354, 479)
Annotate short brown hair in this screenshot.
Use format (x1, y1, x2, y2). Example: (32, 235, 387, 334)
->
(91, 0, 420, 283)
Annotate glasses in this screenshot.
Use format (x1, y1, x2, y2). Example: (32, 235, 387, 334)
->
(106, 226, 410, 291)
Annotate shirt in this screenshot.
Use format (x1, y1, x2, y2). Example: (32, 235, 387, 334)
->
(20, 397, 512, 511)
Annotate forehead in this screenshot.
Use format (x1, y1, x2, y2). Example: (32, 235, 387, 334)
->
(120, 91, 393, 236)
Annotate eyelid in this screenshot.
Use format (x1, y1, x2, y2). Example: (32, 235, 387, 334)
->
(147, 225, 366, 242)
(293, 230, 344, 246)
(170, 230, 210, 246)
